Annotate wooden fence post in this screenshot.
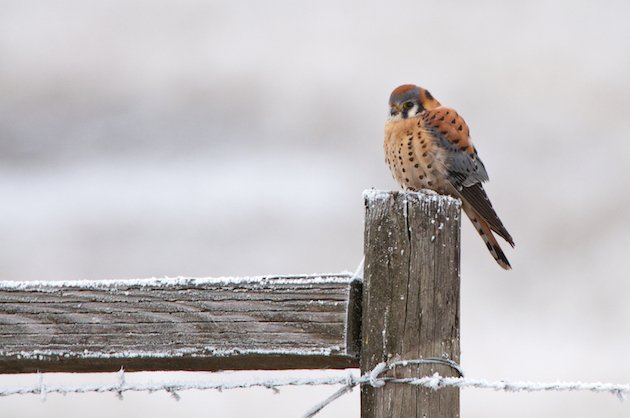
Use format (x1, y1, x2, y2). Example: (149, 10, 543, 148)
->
(361, 190, 461, 418)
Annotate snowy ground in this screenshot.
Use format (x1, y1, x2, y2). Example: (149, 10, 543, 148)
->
(1, 0, 630, 416)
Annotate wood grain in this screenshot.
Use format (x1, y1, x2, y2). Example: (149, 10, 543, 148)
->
(361, 190, 461, 418)
(0, 275, 361, 373)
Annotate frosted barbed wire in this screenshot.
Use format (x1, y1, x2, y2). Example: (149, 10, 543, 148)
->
(0, 369, 356, 398)
(303, 373, 630, 418)
(2, 362, 629, 418)
(303, 358, 630, 417)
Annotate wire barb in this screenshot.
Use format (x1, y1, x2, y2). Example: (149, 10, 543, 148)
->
(116, 367, 125, 400)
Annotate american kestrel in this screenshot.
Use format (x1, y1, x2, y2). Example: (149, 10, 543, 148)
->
(385, 84, 514, 269)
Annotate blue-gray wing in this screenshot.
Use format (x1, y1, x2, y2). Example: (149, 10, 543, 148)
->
(422, 108, 513, 246)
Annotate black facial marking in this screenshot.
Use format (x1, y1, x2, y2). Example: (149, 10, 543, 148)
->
(402, 101, 425, 119)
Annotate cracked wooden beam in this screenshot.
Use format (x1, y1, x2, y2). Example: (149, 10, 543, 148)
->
(0, 275, 362, 373)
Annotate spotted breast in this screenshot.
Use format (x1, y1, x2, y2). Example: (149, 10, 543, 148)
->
(384, 115, 451, 194)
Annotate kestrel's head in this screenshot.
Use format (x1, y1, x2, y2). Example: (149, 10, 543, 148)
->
(388, 84, 441, 120)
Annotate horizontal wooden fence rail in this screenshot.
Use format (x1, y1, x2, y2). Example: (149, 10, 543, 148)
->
(0, 274, 362, 373)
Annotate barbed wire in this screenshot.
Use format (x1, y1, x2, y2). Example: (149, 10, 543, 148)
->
(1, 359, 628, 417)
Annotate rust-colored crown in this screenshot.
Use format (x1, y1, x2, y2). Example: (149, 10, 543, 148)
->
(389, 84, 441, 110)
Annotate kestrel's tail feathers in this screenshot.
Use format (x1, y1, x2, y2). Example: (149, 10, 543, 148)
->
(458, 183, 515, 247)
(462, 203, 511, 270)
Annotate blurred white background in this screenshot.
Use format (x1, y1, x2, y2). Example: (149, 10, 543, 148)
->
(1, 0, 630, 416)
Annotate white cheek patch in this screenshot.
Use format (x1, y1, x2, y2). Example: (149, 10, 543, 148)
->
(407, 104, 420, 117)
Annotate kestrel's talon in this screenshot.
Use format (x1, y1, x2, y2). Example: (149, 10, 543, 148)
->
(420, 188, 438, 195)
(384, 84, 514, 270)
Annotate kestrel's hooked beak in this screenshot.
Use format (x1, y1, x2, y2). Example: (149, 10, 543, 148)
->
(389, 104, 401, 116)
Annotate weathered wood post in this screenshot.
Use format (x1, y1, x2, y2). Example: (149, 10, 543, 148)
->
(361, 190, 461, 418)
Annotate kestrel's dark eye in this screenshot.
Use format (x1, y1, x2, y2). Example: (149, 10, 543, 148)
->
(403, 101, 414, 109)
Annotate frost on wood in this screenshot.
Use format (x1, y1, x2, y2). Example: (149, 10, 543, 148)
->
(0, 273, 355, 291)
(362, 189, 461, 207)
(0, 274, 361, 373)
